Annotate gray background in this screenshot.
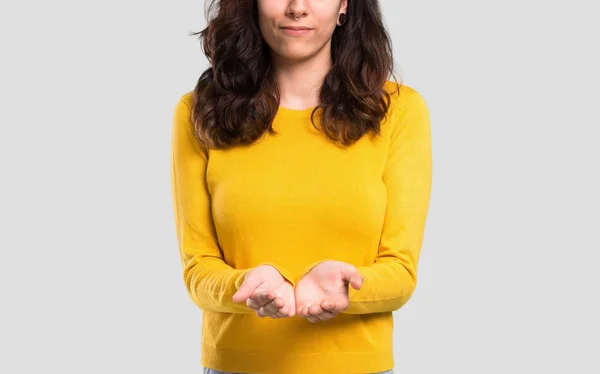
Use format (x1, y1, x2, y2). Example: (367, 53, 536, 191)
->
(1, 0, 599, 372)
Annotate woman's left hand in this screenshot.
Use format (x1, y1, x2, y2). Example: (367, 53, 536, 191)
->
(295, 260, 363, 323)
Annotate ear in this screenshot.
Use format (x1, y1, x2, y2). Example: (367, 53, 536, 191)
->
(340, 0, 348, 14)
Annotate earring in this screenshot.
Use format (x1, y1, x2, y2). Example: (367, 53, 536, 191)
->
(337, 13, 347, 26)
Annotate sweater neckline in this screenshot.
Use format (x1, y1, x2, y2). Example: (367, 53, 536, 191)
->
(276, 105, 318, 118)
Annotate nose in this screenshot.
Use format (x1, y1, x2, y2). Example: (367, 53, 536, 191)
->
(287, 0, 308, 19)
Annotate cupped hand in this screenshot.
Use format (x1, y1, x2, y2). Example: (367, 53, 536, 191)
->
(232, 264, 296, 318)
(295, 260, 363, 323)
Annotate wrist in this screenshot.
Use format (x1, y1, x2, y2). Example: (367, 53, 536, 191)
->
(256, 262, 297, 287)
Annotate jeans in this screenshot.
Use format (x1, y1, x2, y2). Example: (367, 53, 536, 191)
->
(203, 369, 393, 374)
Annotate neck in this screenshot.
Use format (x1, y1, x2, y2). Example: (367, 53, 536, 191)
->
(270, 42, 332, 110)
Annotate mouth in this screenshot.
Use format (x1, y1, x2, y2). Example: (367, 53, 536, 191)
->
(281, 26, 313, 31)
(280, 26, 313, 36)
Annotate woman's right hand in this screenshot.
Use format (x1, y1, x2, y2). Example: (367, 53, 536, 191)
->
(232, 264, 296, 318)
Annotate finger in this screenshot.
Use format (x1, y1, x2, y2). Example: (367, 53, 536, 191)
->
(258, 298, 286, 318)
(288, 301, 296, 317)
(314, 310, 336, 322)
(307, 304, 335, 321)
(284, 301, 296, 317)
(297, 305, 311, 317)
(247, 291, 275, 309)
(233, 276, 263, 303)
(275, 302, 294, 318)
(257, 306, 273, 318)
(274, 304, 289, 318)
(308, 304, 323, 316)
(321, 299, 347, 314)
(263, 297, 285, 315)
(320, 300, 339, 313)
(246, 298, 260, 310)
(321, 299, 335, 312)
(256, 306, 268, 318)
(306, 315, 320, 323)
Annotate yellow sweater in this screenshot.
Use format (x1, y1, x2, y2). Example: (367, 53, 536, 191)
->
(170, 81, 432, 374)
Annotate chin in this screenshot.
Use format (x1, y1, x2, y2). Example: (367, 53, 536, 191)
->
(274, 46, 316, 61)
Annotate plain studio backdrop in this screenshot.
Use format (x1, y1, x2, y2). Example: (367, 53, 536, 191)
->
(0, 0, 598, 372)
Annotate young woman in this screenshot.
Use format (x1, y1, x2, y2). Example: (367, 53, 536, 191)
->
(170, 0, 432, 373)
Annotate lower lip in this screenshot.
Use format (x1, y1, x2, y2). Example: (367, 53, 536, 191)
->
(281, 28, 312, 36)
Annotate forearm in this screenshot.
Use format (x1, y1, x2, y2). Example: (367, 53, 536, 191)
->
(344, 260, 416, 314)
(183, 257, 252, 314)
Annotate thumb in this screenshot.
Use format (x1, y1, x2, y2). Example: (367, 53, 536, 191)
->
(341, 265, 363, 290)
(232, 274, 261, 303)
(349, 273, 363, 290)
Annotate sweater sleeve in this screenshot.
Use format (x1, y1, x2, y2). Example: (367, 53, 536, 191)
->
(170, 96, 252, 314)
(344, 90, 433, 314)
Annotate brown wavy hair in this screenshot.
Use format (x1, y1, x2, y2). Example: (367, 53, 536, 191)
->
(190, 0, 401, 149)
